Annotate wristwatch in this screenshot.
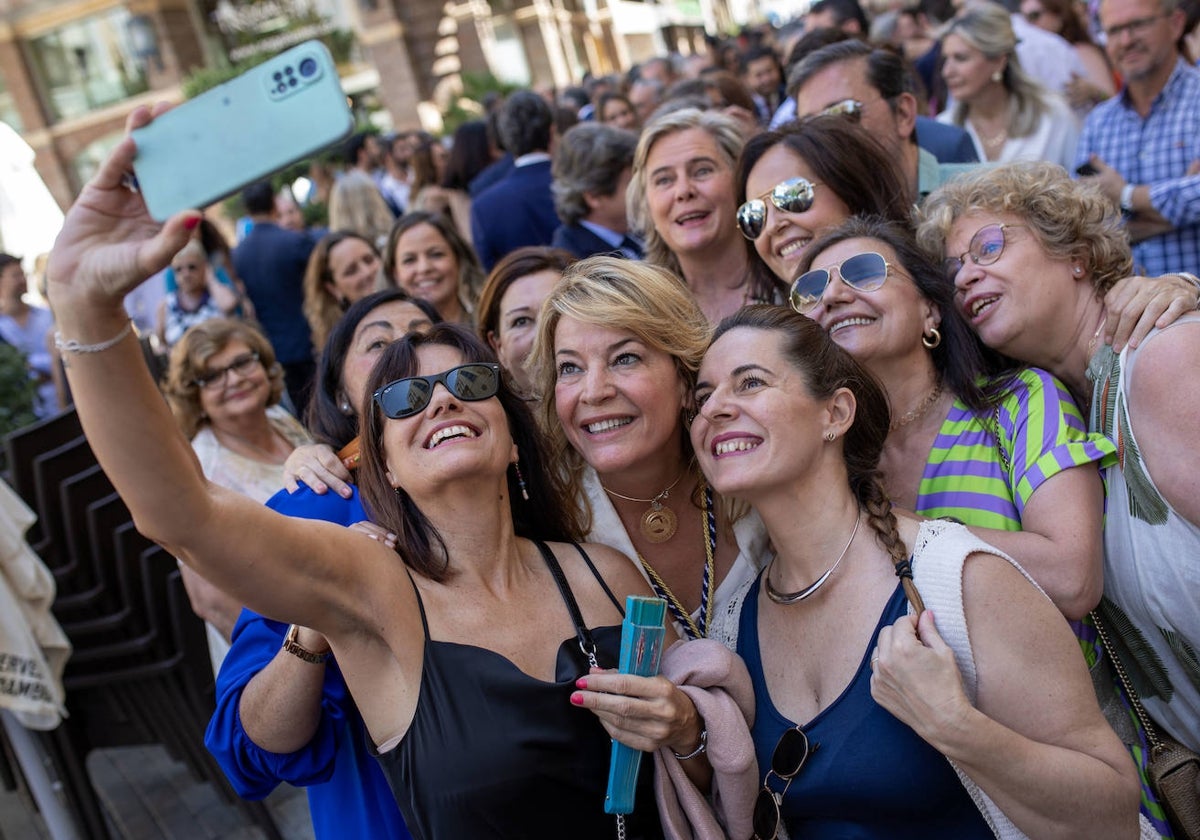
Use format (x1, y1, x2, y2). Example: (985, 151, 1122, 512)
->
(282, 624, 330, 664)
(1120, 183, 1136, 213)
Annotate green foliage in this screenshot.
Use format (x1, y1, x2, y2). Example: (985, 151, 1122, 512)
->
(181, 29, 356, 100)
(441, 71, 521, 134)
(0, 343, 38, 447)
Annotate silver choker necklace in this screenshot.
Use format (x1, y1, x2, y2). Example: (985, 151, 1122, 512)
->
(765, 515, 861, 605)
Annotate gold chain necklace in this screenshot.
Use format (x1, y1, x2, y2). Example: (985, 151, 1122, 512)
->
(635, 483, 716, 639)
(602, 470, 686, 543)
(889, 382, 944, 431)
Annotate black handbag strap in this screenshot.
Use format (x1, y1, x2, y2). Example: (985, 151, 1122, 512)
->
(532, 539, 599, 667)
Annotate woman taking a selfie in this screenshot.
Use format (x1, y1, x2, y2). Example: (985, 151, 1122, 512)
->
(47, 108, 703, 839)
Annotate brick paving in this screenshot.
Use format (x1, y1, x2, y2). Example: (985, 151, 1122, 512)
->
(0, 745, 314, 840)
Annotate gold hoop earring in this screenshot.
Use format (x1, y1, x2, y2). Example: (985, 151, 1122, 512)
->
(922, 327, 942, 349)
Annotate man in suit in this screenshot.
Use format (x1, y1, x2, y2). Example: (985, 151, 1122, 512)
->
(550, 123, 642, 260)
(470, 92, 560, 272)
(232, 181, 317, 412)
(790, 40, 981, 203)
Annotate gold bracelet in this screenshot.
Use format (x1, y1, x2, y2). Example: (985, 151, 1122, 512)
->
(282, 624, 330, 664)
(55, 320, 134, 354)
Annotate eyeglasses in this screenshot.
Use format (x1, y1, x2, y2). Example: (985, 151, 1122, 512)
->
(736, 177, 820, 240)
(789, 251, 892, 313)
(943, 223, 1026, 282)
(751, 725, 818, 840)
(1103, 13, 1168, 40)
(373, 363, 502, 419)
(194, 352, 261, 390)
(819, 98, 864, 120)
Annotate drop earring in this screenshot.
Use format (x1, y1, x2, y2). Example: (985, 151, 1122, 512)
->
(513, 461, 530, 501)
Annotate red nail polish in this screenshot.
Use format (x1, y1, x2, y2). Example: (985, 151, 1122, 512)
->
(184, 216, 201, 230)
(570, 692, 584, 706)
(575, 678, 587, 689)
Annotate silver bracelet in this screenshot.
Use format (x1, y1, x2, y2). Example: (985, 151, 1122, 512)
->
(55, 320, 134, 355)
(1172, 272, 1200, 307)
(671, 728, 707, 761)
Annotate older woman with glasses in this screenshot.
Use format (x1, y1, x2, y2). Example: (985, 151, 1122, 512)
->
(918, 161, 1200, 761)
(46, 113, 705, 838)
(691, 304, 1140, 839)
(162, 318, 311, 672)
(734, 116, 912, 288)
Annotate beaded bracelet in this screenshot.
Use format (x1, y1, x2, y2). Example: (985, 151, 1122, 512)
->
(55, 320, 134, 355)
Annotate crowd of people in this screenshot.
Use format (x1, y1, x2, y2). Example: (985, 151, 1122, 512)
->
(13, 0, 1200, 836)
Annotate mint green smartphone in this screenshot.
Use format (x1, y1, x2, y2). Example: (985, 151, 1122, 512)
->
(132, 40, 354, 221)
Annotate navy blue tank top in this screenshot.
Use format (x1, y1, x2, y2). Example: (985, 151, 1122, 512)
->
(738, 576, 993, 839)
(376, 543, 663, 840)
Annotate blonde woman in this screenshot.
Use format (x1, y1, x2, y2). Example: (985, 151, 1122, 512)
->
(328, 171, 395, 252)
(938, 3, 1079, 168)
(529, 256, 768, 641)
(627, 108, 779, 325)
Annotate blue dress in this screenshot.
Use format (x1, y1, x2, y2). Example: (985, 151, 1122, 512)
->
(204, 483, 411, 839)
(737, 577, 993, 839)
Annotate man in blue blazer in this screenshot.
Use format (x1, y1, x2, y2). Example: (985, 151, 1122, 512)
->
(550, 123, 642, 260)
(470, 92, 561, 272)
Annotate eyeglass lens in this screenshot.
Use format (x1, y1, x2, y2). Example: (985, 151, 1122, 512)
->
(737, 178, 817, 240)
(197, 352, 259, 389)
(943, 223, 1009, 281)
(376, 363, 500, 419)
(789, 252, 889, 312)
(822, 99, 863, 120)
(751, 726, 816, 840)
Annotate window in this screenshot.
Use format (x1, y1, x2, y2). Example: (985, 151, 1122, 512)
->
(0, 76, 22, 131)
(28, 8, 149, 122)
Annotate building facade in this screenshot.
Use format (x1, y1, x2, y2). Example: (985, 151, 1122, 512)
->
(0, 0, 734, 214)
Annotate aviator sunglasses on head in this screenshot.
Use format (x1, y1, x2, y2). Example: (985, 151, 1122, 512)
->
(751, 725, 818, 840)
(737, 177, 820, 240)
(789, 251, 893, 313)
(374, 362, 502, 419)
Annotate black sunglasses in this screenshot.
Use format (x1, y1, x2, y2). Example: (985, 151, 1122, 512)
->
(789, 251, 892, 313)
(751, 725, 818, 840)
(737, 177, 820, 240)
(373, 363, 502, 419)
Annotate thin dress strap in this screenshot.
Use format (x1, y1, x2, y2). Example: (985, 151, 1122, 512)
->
(402, 566, 431, 640)
(569, 542, 625, 616)
(531, 540, 599, 665)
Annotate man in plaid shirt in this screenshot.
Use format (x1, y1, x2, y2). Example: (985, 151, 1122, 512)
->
(1078, 0, 1200, 276)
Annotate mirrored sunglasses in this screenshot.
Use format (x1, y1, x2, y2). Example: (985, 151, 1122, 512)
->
(789, 251, 891, 313)
(943, 223, 1026, 282)
(374, 363, 502, 419)
(820, 99, 865, 120)
(751, 725, 818, 840)
(736, 177, 819, 240)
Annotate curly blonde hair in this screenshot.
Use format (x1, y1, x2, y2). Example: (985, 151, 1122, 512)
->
(916, 161, 1132, 296)
(526, 256, 712, 531)
(162, 318, 285, 439)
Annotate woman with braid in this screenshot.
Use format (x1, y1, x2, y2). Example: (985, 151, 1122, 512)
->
(690, 305, 1140, 838)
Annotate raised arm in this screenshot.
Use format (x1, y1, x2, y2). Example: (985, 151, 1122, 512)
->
(44, 106, 384, 639)
(873, 552, 1140, 839)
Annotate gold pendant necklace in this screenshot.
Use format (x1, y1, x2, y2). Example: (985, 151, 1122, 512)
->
(602, 470, 685, 543)
(889, 382, 944, 431)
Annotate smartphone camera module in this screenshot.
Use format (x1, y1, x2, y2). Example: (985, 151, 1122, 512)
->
(299, 57, 318, 78)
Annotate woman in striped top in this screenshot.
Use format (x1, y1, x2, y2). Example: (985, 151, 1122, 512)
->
(794, 216, 1115, 620)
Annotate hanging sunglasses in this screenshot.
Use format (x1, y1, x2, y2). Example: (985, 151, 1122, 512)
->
(943, 223, 1027, 281)
(373, 363, 502, 419)
(789, 251, 892, 313)
(820, 99, 865, 120)
(736, 177, 820, 240)
(751, 725, 819, 840)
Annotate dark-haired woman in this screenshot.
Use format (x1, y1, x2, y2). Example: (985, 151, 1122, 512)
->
(47, 112, 708, 837)
(734, 116, 912, 288)
(793, 217, 1116, 622)
(205, 290, 438, 839)
(385, 211, 484, 325)
(691, 305, 1140, 838)
(302, 231, 388, 352)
